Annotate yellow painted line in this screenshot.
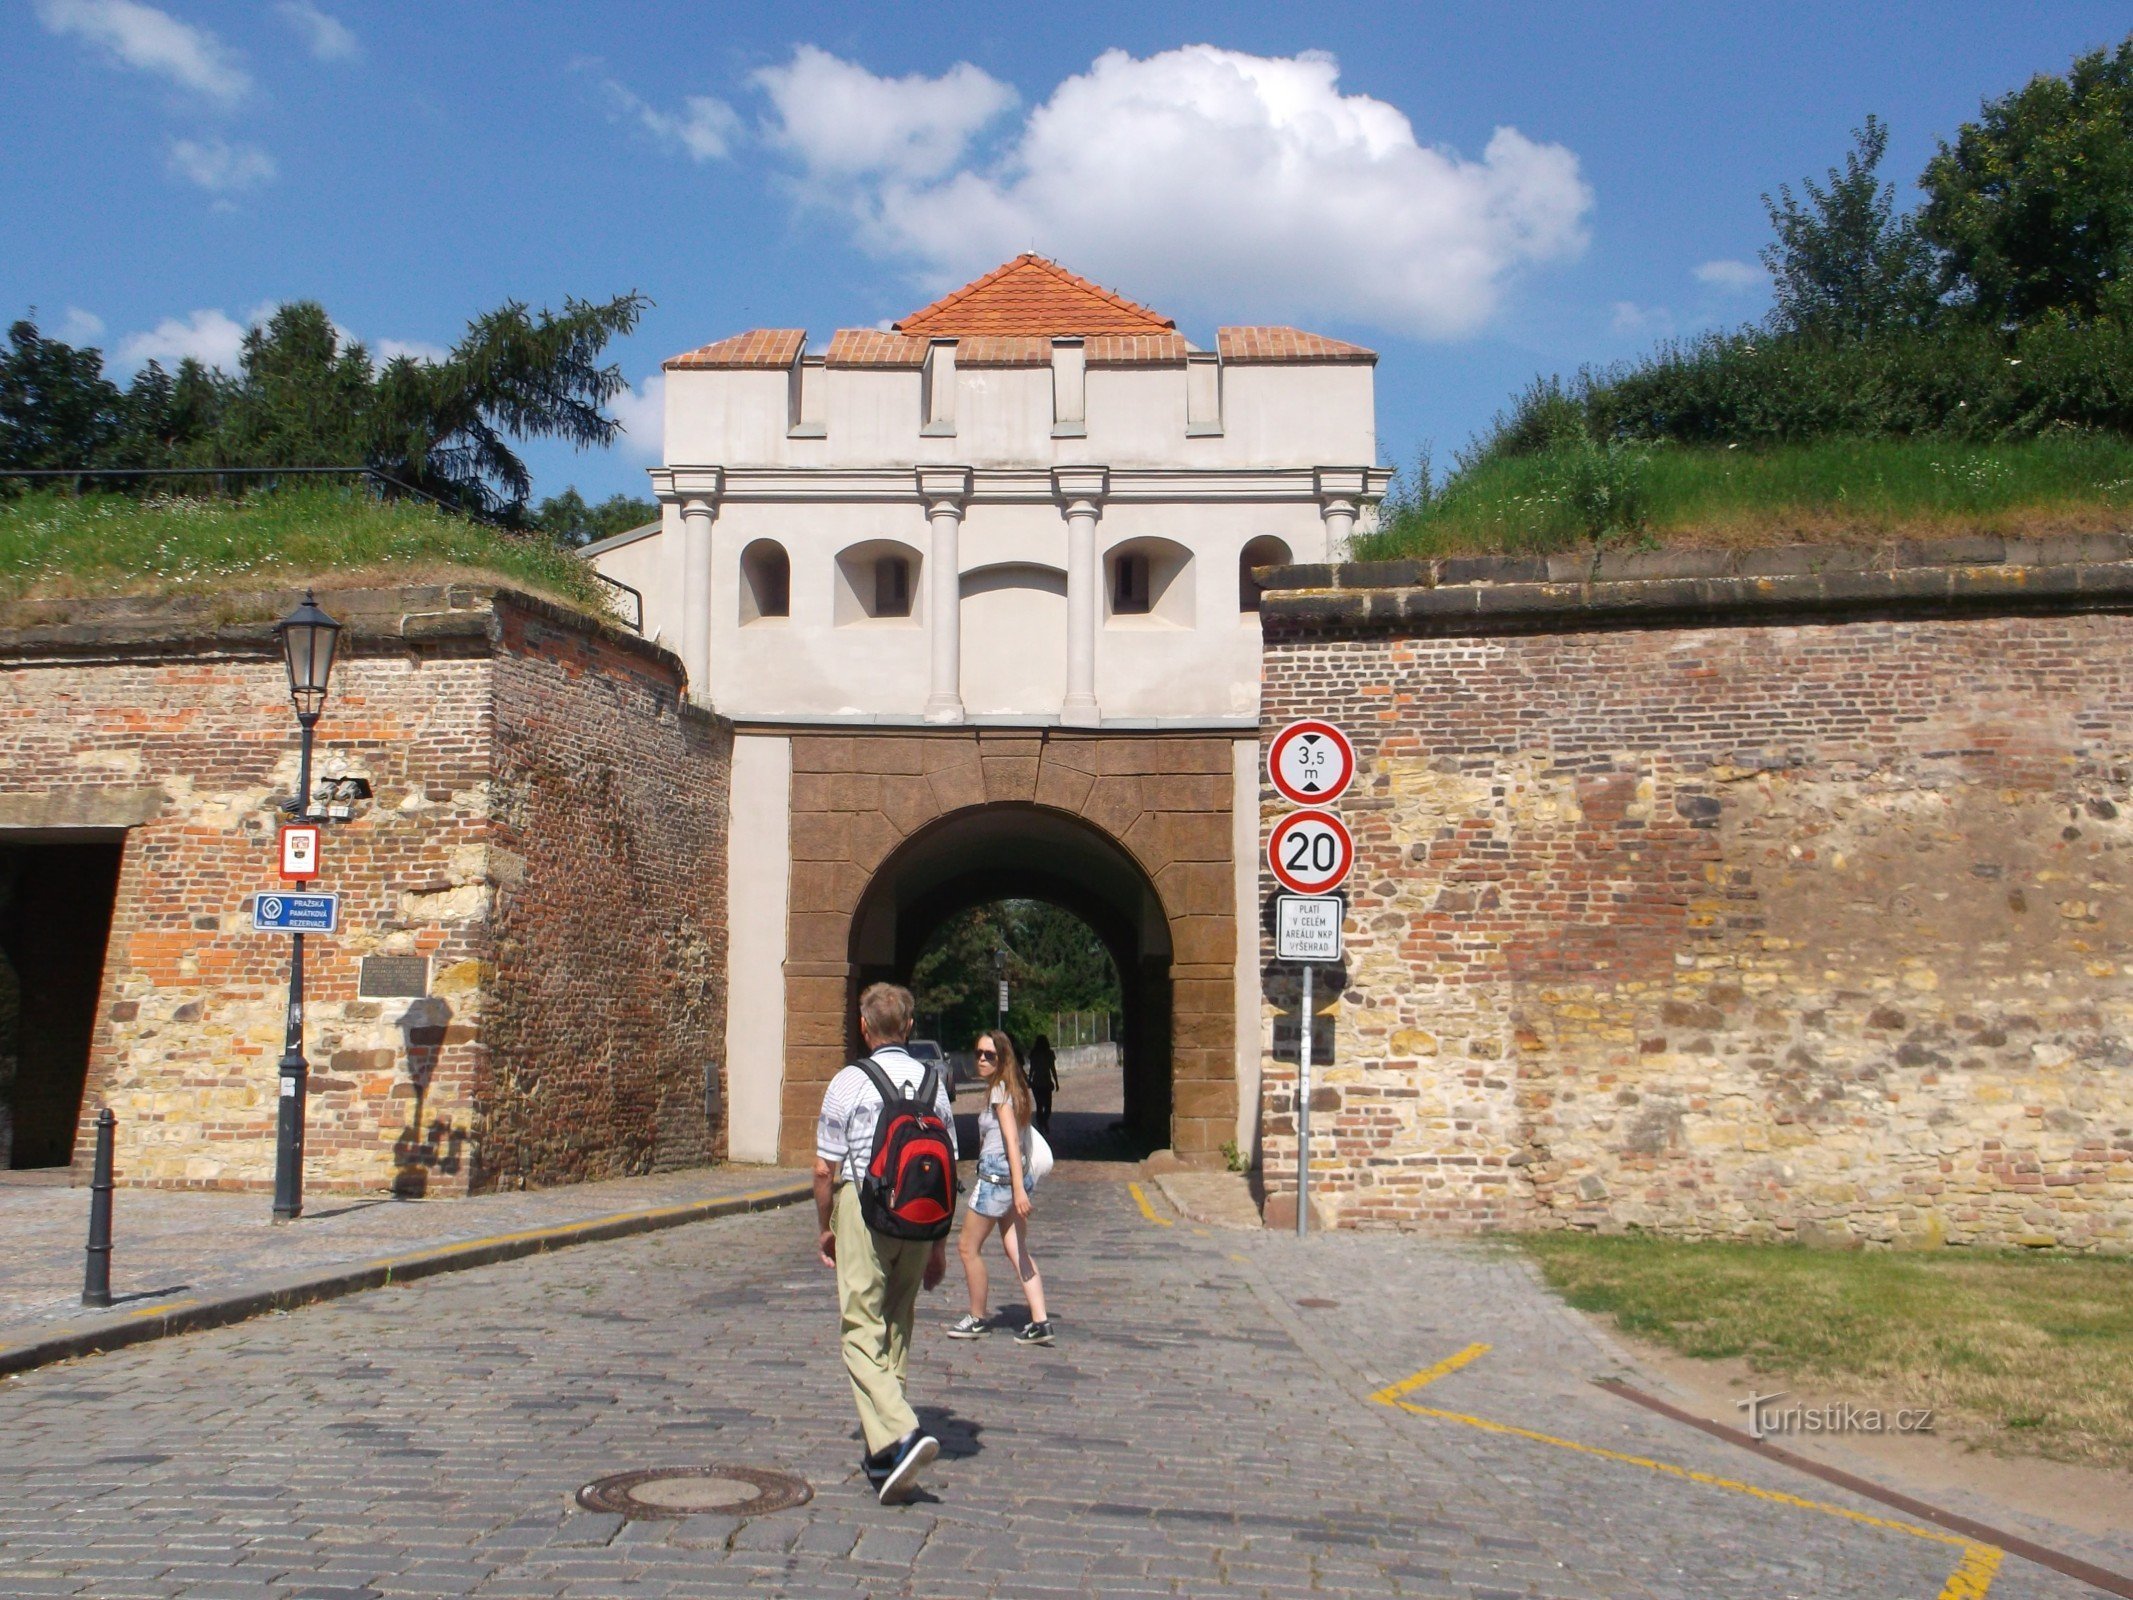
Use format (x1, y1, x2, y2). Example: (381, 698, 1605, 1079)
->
(124, 1298, 199, 1320)
(1369, 1343, 1490, 1405)
(1127, 1182, 1172, 1227)
(1388, 1398, 1968, 1549)
(1938, 1544, 2002, 1599)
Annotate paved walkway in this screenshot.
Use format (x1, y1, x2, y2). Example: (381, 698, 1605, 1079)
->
(0, 1164, 807, 1345)
(2, 1169, 2124, 1598)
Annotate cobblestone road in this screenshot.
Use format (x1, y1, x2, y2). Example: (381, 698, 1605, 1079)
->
(1, 1169, 2123, 1599)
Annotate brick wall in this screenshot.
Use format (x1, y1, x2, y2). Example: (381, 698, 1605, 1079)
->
(1258, 545, 2133, 1249)
(479, 604, 730, 1187)
(0, 585, 728, 1195)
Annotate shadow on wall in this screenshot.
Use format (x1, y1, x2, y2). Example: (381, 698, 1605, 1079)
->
(391, 996, 463, 1197)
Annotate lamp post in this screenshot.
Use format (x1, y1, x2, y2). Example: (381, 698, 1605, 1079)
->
(993, 945, 1009, 1033)
(271, 591, 340, 1223)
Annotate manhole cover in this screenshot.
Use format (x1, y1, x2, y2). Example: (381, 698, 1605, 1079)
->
(576, 1466, 813, 1520)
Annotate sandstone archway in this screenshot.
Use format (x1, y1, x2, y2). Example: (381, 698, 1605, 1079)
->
(777, 730, 1237, 1165)
(852, 804, 1173, 1145)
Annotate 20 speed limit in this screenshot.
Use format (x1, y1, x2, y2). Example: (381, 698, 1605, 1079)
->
(1267, 809, 1354, 896)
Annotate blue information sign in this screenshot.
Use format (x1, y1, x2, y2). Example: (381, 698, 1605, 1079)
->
(252, 892, 339, 933)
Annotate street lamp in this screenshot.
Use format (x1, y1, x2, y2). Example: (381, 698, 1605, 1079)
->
(270, 591, 340, 1222)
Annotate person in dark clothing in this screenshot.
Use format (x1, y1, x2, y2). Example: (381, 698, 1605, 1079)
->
(1026, 1034, 1058, 1135)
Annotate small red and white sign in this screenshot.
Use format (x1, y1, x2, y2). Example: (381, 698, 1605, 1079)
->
(279, 823, 321, 881)
(1268, 719, 1357, 806)
(1268, 809, 1354, 896)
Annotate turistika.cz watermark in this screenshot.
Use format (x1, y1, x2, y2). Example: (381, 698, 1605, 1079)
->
(1736, 1391, 1934, 1440)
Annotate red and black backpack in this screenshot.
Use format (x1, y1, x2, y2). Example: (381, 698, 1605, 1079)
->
(852, 1057, 957, 1240)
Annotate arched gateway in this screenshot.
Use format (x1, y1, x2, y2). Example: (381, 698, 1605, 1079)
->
(586, 255, 1388, 1167)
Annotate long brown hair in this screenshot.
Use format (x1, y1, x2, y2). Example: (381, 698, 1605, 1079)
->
(978, 1029, 1034, 1128)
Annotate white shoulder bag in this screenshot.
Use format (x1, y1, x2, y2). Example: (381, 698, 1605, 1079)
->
(1021, 1123, 1054, 1188)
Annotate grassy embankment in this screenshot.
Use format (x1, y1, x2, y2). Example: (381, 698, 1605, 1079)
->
(0, 487, 613, 618)
(1522, 1233, 2133, 1469)
(1357, 434, 2133, 560)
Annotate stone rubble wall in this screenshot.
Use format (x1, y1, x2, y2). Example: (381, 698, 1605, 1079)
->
(0, 586, 727, 1196)
(1257, 541, 2133, 1249)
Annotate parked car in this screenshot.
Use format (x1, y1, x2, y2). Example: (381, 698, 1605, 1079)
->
(906, 1038, 948, 1081)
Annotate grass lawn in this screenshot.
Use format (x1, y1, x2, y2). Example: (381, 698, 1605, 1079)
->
(1360, 434, 2133, 559)
(1521, 1233, 2133, 1468)
(0, 487, 613, 618)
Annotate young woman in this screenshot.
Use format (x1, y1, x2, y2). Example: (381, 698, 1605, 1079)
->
(944, 1029, 1054, 1345)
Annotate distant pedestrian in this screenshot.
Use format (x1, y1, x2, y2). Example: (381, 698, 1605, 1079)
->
(944, 1029, 1055, 1346)
(1027, 1033, 1058, 1135)
(815, 982, 958, 1503)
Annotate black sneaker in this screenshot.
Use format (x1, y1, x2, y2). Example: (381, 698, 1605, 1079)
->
(1013, 1319, 1055, 1346)
(945, 1313, 992, 1340)
(876, 1430, 938, 1504)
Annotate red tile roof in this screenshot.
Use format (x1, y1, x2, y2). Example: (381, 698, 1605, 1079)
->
(823, 329, 929, 367)
(663, 329, 806, 370)
(956, 335, 1053, 367)
(1217, 327, 1376, 364)
(896, 254, 1174, 337)
(1086, 333, 1192, 366)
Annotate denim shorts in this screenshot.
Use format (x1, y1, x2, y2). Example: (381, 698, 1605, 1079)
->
(971, 1156, 1015, 1219)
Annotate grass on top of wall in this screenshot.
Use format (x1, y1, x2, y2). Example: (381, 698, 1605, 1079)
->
(1356, 434, 2133, 560)
(1521, 1231, 2133, 1469)
(0, 487, 614, 618)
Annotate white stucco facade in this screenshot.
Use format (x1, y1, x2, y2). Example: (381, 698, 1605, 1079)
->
(583, 257, 1389, 1161)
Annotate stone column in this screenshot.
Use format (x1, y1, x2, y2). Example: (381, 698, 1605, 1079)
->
(1315, 467, 1368, 561)
(1054, 465, 1108, 727)
(918, 466, 972, 724)
(679, 496, 716, 700)
(650, 466, 721, 705)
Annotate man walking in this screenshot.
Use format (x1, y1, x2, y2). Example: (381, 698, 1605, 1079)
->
(815, 981, 955, 1502)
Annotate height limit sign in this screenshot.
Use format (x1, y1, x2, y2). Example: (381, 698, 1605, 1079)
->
(1269, 719, 1356, 806)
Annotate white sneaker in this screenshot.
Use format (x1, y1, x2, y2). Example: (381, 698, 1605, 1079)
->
(877, 1433, 938, 1504)
(945, 1313, 992, 1339)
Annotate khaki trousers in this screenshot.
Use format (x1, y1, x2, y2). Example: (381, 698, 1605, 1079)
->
(832, 1181, 932, 1454)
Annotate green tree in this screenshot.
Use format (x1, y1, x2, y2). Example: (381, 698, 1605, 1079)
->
(911, 900, 1121, 1050)
(1761, 115, 1939, 339)
(0, 318, 122, 471)
(532, 487, 658, 547)
(1920, 34, 2133, 326)
(210, 302, 375, 470)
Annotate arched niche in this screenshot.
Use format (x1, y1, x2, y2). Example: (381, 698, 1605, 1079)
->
(833, 539, 923, 626)
(739, 538, 790, 624)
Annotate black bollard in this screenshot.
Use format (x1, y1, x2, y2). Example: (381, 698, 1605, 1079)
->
(82, 1108, 115, 1309)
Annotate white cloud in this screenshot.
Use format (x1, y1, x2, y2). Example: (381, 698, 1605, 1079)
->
(58, 307, 107, 344)
(167, 136, 276, 193)
(37, 0, 248, 105)
(1695, 258, 1763, 293)
(754, 45, 1017, 182)
(117, 308, 248, 372)
(376, 337, 448, 365)
(610, 373, 664, 461)
(276, 0, 359, 63)
(756, 45, 1591, 340)
(598, 76, 739, 163)
(1611, 301, 1674, 336)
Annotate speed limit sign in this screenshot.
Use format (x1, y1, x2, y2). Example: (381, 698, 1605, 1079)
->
(1268, 808, 1354, 896)
(1268, 719, 1356, 806)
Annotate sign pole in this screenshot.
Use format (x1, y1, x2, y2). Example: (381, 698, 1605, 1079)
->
(272, 930, 308, 1222)
(1297, 960, 1312, 1238)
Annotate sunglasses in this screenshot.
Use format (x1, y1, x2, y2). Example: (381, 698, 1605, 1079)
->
(975, 1048, 999, 1060)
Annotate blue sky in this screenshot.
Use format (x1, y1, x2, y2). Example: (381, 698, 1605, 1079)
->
(6, 2, 2129, 504)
